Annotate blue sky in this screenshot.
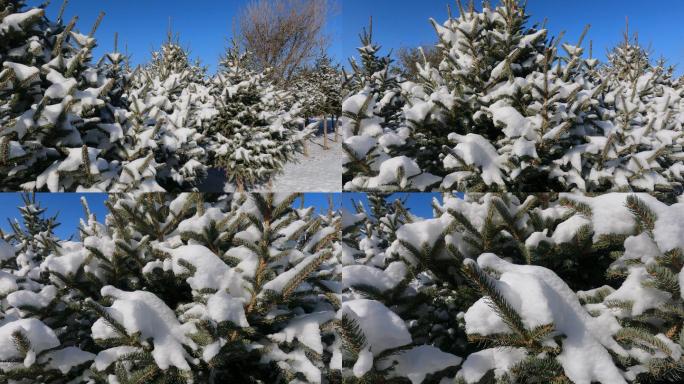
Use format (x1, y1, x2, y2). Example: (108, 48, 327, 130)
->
(343, 0, 684, 74)
(0, 193, 108, 240)
(341, 193, 444, 219)
(26, 0, 342, 73)
(0, 193, 340, 239)
(24, 1, 683, 74)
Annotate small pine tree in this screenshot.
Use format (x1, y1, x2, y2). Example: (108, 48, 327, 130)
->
(339, 192, 684, 383)
(341, 0, 684, 197)
(1, 193, 340, 383)
(121, 33, 210, 192)
(205, 43, 307, 191)
(0, 1, 121, 191)
(0, 193, 95, 383)
(340, 18, 422, 191)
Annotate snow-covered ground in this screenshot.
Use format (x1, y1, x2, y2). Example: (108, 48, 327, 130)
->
(261, 133, 342, 192)
(198, 133, 342, 193)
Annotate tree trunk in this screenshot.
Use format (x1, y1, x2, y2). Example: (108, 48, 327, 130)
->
(303, 116, 309, 157)
(334, 115, 339, 143)
(323, 115, 329, 149)
(236, 178, 245, 193)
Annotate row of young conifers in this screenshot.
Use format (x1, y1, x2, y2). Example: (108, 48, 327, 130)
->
(341, 0, 684, 200)
(1, 192, 684, 384)
(0, 0, 342, 192)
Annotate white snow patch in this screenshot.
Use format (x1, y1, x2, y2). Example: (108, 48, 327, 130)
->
(465, 254, 628, 384)
(0, 319, 60, 366)
(379, 345, 462, 384)
(0, 239, 14, 261)
(41, 347, 95, 374)
(341, 299, 411, 354)
(93, 346, 141, 371)
(342, 262, 407, 291)
(270, 312, 334, 354)
(92, 286, 196, 371)
(448, 134, 505, 186)
(263, 135, 342, 192)
(457, 348, 527, 383)
(206, 290, 249, 327)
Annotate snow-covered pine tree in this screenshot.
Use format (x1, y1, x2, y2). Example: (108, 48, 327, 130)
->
(0, 194, 96, 383)
(341, 0, 684, 196)
(205, 42, 308, 191)
(339, 194, 467, 382)
(290, 53, 342, 129)
(586, 194, 684, 382)
(291, 64, 326, 125)
(432, 1, 590, 193)
(340, 192, 684, 383)
(89, 33, 134, 165)
(3, 193, 60, 277)
(1, 193, 340, 383)
(83, 193, 339, 383)
(120, 32, 210, 192)
(0, 0, 122, 191)
(341, 19, 440, 192)
(393, 0, 600, 193)
(582, 27, 684, 201)
(312, 54, 343, 126)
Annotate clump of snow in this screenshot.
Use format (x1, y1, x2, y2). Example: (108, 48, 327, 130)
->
(341, 299, 411, 354)
(342, 261, 407, 291)
(353, 347, 374, 377)
(92, 286, 197, 371)
(263, 346, 323, 383)
(0, 319, 60, 367)
(466, 254, 628, 384)
(41, 241, 87, 278)
(0, 270, 19, 296)
(562, 193, 684, 251)
(488, 101, 535, 140)
(389, 216, 452, 265)
(0, 8, 43, 33)
(162, 244, 248, 300)
(262, 253, 320, 294)
(0, 239, 15, 261)
(177, 207, 226, 234)
(447, 134, 505, 186)
(269, 312, 334, 354)
(368, 156, 421, 189)
(3, 62, 39, 82)
(457, 348, 527, 383)
(378, 345, 462, 384)
(41, 347, 95, 374)
(206, 290, 249, 327)
(605, 267, 671, 316)
(7, 285, 56, 310)
(93, 346, 141, 371)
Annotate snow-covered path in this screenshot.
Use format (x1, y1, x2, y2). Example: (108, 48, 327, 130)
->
(198, 133, 342, 193)
(259, 134, 342, 192)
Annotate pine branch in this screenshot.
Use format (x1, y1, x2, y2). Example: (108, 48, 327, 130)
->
(626, 195, 657, 236)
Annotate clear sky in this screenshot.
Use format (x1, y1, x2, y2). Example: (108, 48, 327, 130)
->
(26, 0, 342, 73)
(0, 193, 108, 240)
(0, 193, 341, 239)
(341, 193, 445, 219)
(23, 1, 683, 75)
(343, 0, 684, 74)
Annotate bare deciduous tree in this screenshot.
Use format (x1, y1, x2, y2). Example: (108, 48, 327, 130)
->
(238, 0, 335, 84)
